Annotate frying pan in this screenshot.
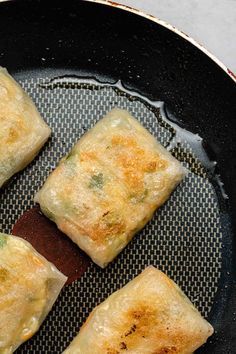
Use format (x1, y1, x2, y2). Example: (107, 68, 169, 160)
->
(0, 0, 236, 353)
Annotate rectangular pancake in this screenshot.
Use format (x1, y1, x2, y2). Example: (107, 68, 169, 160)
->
(35, 108, 185, 267)
(0, 233, 67, 353)
(63, 266, 213, 354)
(0, 67, 51, 187)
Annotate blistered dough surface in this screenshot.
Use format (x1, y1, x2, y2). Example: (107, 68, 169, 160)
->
(0, 67, 51, 187)
(0, 233, 67, 353)
(63, 267, 213, 354)
(36, 109, 185, 267)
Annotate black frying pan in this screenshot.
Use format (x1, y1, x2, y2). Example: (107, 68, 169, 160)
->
(0, 0, 235, 353)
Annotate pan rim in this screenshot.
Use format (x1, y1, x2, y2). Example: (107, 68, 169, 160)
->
(86, 0, 236, 84)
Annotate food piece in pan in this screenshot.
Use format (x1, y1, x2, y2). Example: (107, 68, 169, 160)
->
(63, 266, 213, 354)
(35, 108, 185, 268)
(0, 67, 51, 188)
(0, 233, 67, 353)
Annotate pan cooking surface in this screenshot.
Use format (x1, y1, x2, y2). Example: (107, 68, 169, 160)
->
(0, 76, 224, 353)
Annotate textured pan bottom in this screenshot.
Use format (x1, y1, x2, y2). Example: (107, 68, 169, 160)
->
(0, 77, 222, 353)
